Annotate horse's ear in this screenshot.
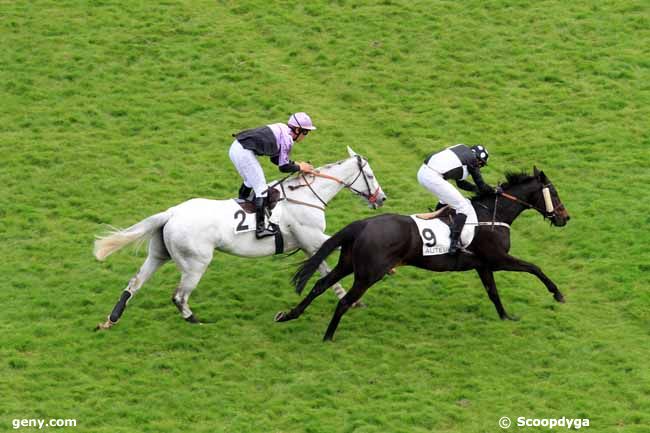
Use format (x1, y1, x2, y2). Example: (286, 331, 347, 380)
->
(533, 166, 540, 177)
(347, 146, 358, 158)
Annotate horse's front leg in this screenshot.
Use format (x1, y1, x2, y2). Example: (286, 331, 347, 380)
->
(476, 268, 517, 320)
(490, 254, 565, 303)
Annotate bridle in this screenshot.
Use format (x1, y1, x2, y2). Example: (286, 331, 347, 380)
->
(282, 155, 381, 210)
(496, 182, 564, 220)
(347, 155, 382, 205)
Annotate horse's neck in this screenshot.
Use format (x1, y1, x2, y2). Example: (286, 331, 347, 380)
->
(476, 184, 533, 225)
(287, 159, 354, 205)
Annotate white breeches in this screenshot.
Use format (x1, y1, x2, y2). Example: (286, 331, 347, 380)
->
(229, 140, 268, 198)
(417, 164, 477, 225)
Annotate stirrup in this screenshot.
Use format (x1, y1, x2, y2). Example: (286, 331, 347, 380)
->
(448, 240, 461, 255)
(238, 184, 253, 201)
(255, 223, 278, 239)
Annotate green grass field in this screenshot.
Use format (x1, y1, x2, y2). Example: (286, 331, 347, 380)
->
(2, 1, 649, 432)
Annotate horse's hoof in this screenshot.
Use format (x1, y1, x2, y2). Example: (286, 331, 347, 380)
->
(185, 314, 200, 324)
(95, 320, 113, 331)
(274, 311, 288, 322)
(352, 300, 367, 309)
(501, 314, 519, 321)
(554, 293, 566, 303)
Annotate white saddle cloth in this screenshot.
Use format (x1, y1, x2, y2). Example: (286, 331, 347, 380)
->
(409, 215, 476, 256)
(229, 199, 284, 235)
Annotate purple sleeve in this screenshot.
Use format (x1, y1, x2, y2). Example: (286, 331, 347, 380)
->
(277, 132, 294, 166)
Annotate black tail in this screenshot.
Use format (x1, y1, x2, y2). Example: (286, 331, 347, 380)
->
(292, 222, 361, 295)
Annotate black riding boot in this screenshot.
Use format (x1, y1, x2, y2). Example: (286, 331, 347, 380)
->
(255, 197, 277, 239)
(448, 213, 467, 255)
(238, 183, 252, 201)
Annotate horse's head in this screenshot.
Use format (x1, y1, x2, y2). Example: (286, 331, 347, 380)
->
(344, 146, 387, 209)
(531, 167, 570, 226)
(507, 167, 569, 227)
(491, 168, 570, 227)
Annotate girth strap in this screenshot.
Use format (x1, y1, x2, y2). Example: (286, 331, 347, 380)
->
(476, 221, 511, 229)
(272, 224, 284, 254)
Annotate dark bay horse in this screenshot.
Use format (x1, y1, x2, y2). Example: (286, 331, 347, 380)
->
(275, 167, 570, 341)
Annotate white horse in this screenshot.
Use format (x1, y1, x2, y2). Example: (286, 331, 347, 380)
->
(94, 147, 386, 329)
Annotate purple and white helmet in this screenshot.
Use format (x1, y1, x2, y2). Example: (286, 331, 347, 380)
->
(288, 112, 317, 130)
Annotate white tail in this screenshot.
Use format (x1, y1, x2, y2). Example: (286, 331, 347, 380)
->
(94, 210, 172, 261)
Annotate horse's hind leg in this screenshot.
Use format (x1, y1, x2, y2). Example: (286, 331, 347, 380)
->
(164, 224, 214, 324)
(316, 260, 349, 301)
(322, 280, 373, 342)
(96, 233, 169, 330)
(476, 268, 516, 321)
(323, 265, 388, 341)
(275, 259, 352, 323)
(171, 260, 210, 324)
(298, 231, 353, 302)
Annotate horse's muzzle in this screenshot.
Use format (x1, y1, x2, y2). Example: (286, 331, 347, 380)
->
(370, 192, 387, 209)
(551, 205, 570, 227)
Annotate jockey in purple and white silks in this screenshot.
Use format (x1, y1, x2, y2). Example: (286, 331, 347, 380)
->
(417, 144, 494, 254)
(229, 112, 316, 238)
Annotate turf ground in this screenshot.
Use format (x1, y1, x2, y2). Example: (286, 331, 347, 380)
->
(1, 1, 649, 432)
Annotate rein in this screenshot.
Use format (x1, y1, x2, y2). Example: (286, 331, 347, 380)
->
(498, 186, 557, 216)
(472, 180, 563, 230)
(277, 176, 325, 211)
(283, 156, 380, 210)
(491, 183, 561, 226)
(498, 191, 542, 212)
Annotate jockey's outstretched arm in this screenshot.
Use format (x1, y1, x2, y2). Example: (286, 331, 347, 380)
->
(456, 180, 478, 193)
(271, 155, 301, 173)
(468, 166, 494, 194)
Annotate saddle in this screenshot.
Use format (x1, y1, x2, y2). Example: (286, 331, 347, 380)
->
(415, 205, 454, 226)
(235, 188, 282, 213)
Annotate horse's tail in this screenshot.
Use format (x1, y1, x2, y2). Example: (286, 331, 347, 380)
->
(292, 221, 362, 295)
(93, 210, 172, 261)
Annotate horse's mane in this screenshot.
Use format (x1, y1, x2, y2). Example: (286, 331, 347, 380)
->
(472, 170, 535, 201)
(318, 159, 348, 170)
(502, 171, 535, 188)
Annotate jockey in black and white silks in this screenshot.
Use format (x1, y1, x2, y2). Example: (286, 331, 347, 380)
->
(229, 112, 316, 238)
(417, 144, 494, 254)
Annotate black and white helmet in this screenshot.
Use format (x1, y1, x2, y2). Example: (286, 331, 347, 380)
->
(471, 145, 489, 165)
